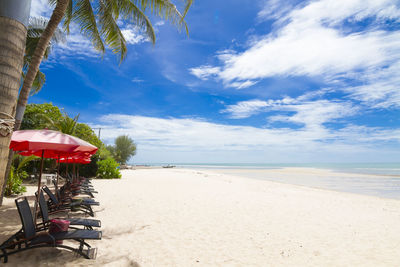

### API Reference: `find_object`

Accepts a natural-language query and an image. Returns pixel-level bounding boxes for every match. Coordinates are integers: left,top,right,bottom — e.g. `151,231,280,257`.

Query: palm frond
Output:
138,0,189,35
48,0,57,6
180,0,193,19
30,70,46,96
38,113,80,134
63,0,74,33
28,17,66,44
17,155,38,172
114,0,156,44
98,0,127,62
38,113,58,130
73,0,106,54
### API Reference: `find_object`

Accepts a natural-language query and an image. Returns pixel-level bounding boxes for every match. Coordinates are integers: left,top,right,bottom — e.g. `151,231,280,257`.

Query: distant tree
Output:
110,135,136,165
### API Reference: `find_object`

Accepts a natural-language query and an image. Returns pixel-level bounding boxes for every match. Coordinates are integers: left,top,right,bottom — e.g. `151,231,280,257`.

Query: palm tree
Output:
0,1,30,202
14,0,193,130
0,18,66,205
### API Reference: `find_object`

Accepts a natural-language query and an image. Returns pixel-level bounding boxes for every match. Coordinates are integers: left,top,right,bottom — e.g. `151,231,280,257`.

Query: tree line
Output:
5,102,137,196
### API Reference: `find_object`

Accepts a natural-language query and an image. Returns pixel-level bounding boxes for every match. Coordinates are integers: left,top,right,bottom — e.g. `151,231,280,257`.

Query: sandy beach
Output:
1,168,400,266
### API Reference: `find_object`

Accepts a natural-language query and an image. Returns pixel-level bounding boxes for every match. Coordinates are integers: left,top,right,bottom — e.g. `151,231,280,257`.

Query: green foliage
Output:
96,158,121,179
75,123,103,148
109,135,136,165
97,145,112,160
21,103,63,130
5,166,27,197
20,103,115,178
41,113,80,135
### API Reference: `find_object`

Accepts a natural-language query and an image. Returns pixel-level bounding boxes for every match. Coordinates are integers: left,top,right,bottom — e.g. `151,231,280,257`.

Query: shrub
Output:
5,166,27,196
96,158,121,179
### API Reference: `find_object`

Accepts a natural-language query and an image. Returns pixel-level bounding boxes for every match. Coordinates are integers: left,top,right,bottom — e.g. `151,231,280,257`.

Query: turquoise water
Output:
167,163,400,200
173,163,400,176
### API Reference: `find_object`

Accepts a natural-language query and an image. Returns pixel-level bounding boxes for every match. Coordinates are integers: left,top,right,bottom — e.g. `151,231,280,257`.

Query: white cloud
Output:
189,65,221,80
228,80,258,89
190,0,400,108
221,94,357,132
131,77,144,83
344,62,400,108
30,0,52,18
91,114,400,163
257,0,301,22
222,99,270,118
54,30,99,58
121,28,147,44
268,100,357,129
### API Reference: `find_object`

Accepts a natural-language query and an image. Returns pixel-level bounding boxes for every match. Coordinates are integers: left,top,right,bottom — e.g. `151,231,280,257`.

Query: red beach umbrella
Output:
10,130,97,156
59,157,91,164
9,130,98,222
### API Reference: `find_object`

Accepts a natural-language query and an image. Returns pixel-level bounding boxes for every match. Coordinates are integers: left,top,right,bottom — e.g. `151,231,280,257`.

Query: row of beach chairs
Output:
0,175,102,263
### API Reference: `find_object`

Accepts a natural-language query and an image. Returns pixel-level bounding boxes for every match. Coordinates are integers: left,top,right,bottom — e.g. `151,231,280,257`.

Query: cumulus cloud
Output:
190,0,400,109
221,94,358,133
91,114,400,163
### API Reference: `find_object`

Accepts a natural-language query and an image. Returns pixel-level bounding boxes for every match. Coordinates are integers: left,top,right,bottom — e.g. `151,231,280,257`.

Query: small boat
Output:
162,164,175,168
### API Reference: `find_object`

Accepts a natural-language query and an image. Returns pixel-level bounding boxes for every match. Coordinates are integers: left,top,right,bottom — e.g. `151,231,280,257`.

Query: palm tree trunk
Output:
0,0,69,205
0,16,28,205
14,0,69,130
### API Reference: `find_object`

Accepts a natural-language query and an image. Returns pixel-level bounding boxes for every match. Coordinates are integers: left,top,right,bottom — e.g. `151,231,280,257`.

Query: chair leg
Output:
1,249,8,263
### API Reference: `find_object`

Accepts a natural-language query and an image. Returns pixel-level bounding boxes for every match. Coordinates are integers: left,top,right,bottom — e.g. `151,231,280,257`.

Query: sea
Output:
153,163,400,200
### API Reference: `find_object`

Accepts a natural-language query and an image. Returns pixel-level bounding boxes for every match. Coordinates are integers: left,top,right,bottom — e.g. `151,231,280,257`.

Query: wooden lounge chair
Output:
36,190,101,231
0,197,101,263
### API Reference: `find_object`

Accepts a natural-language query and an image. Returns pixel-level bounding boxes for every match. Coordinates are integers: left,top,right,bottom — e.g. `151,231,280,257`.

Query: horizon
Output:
30,0,400,163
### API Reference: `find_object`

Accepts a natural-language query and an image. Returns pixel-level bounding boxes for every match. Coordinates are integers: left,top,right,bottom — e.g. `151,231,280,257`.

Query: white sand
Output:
1,168,400,266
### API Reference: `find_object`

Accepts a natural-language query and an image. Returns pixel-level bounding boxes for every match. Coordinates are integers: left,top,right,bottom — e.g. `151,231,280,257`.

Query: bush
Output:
5,166,27,196
96,158,121,179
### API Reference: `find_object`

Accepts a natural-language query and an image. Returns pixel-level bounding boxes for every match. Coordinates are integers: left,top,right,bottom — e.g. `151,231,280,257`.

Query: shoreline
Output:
180,167,400,200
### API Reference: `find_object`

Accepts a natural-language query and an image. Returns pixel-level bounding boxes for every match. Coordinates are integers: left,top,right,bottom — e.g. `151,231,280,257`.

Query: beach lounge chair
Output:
56,180,97,199
36,190,101,230
42,186,97,217
53,180,98,205
0,197,101,263
44,184,99,206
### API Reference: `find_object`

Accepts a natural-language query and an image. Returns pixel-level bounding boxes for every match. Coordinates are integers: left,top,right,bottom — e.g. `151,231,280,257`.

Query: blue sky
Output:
30,0,400,163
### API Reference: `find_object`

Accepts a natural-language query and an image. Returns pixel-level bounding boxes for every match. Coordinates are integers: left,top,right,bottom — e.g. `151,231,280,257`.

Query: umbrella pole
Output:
34,150,44,225
66,161,68,178
73,163,76,183
56,155,60,187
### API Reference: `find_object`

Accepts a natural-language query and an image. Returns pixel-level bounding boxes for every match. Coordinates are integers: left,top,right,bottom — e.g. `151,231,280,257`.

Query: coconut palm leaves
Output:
54,0,193,62
24,17,66,95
